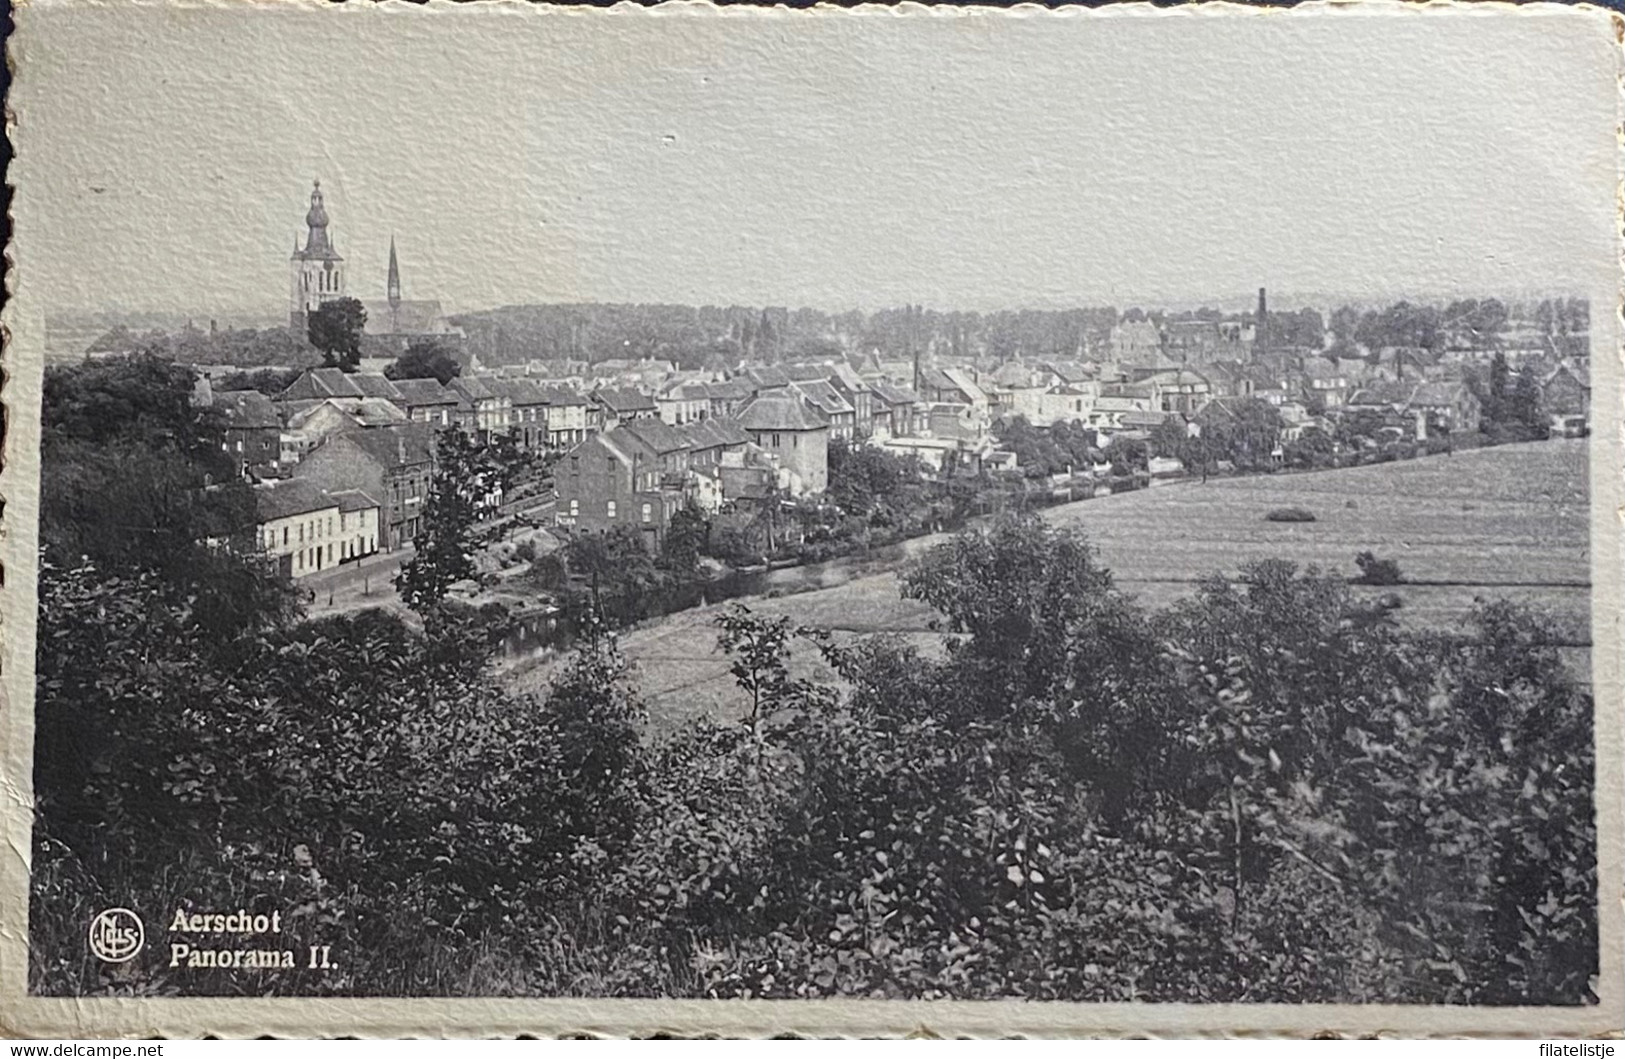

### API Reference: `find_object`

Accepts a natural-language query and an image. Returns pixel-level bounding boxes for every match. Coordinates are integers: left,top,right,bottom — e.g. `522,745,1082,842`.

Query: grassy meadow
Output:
509,438,1592,732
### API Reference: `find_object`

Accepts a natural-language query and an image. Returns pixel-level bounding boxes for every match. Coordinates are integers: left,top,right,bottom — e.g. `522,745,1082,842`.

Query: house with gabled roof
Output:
657,379,710,427
1297,357,1358,409
253,479,343,580
1542,362,1590,419
348,373,404,401
447,375,510,437
1141,368,1214,415
483,377,550,448
736,391,830,495
536,385,590,447
869,382,928,438
277,367,365,404
592,387,659,431
740,365,794,393
824,363,874,431
1408,380,1482,436
212,389,281,474
678,417,750,477
1026,384,1099,428
790,379,857,441
554,426,688,549
292,423,436,551
387,377,460,427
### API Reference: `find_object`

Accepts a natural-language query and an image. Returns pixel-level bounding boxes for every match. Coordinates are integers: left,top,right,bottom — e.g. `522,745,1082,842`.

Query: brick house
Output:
213,389,281,475
292,423,436,551
553,421,692,549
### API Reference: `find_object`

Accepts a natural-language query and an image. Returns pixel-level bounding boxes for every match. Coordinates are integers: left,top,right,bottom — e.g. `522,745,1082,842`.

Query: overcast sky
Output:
11,2,1619,317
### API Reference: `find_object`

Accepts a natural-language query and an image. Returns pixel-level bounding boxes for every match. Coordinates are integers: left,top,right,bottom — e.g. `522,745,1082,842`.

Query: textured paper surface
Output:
2,0,1621,1038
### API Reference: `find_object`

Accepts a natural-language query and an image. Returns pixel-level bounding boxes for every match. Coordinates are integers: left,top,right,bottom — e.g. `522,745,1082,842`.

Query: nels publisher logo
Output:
88,907,145,963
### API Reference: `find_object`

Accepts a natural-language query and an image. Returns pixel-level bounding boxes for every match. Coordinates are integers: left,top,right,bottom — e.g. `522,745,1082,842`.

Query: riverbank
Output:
502,439,1591,730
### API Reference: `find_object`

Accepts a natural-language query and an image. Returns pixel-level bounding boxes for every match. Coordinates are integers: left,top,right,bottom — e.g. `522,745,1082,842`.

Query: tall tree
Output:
658,501,709,577
394,429,510,617
308,297,368,373
40,353,296,640
385,340,462,385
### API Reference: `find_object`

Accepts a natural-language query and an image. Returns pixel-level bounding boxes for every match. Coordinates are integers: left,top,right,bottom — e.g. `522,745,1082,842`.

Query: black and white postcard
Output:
1,0,1620,1038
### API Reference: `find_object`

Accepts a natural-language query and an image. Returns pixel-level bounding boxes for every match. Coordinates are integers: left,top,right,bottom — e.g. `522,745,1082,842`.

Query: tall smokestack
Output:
911,304,922,394
1256,287,1268,351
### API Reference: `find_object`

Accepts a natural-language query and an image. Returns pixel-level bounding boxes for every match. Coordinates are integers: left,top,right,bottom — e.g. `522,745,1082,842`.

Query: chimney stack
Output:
1256,287,1268,352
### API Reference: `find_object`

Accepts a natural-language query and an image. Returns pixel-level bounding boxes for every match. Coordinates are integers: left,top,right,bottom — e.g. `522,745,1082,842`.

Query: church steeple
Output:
387,236,401,307
289,179,345,331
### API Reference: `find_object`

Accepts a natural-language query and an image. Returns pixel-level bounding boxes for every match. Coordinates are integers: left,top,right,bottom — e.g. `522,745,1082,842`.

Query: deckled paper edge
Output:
0,0,1619,1038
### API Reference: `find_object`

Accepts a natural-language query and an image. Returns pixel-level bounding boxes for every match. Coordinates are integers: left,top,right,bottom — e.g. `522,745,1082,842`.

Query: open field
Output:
507,439,1593,733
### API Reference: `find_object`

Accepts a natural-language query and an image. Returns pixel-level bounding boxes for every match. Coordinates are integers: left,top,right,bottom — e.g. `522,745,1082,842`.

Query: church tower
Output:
289,180,346,331
386,236,402,334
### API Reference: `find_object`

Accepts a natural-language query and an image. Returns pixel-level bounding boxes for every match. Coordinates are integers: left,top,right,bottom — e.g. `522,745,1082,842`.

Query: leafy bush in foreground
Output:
1354,550,1404,585
32,515,1595,1004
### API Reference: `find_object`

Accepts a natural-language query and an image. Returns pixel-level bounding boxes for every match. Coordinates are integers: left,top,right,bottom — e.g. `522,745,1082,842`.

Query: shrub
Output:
1265,507,1316,523
1354,550,1404,585
34,509,1598,1005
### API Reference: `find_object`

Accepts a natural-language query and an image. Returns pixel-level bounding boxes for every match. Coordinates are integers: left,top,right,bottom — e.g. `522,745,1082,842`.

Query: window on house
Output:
772,433,781,448
298,525,304,543
607,500,618,519
282,527,289,546
642,502,652,523
569,499,579,517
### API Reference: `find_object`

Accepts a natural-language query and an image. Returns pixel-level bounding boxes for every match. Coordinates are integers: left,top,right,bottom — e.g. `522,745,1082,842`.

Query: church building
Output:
361,236,461,351
289,180,346,331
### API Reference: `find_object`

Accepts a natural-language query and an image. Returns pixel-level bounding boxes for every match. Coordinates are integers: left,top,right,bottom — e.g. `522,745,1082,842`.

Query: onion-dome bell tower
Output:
289,180,346,331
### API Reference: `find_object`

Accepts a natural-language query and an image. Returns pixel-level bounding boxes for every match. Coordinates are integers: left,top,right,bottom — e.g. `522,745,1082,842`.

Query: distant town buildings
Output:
186,214,1596,568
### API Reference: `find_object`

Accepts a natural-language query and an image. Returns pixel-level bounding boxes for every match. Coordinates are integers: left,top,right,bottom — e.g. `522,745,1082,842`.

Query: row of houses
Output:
551,359,1027,546
215,340,1590,577
975,352,1590,437
212,355,973,573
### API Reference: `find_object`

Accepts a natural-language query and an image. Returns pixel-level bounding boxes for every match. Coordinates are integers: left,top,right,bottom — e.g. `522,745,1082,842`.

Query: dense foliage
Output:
86,323,318,370
385,340,463,386
307,298,368,373
993,417,1102,479
396,429,525,618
